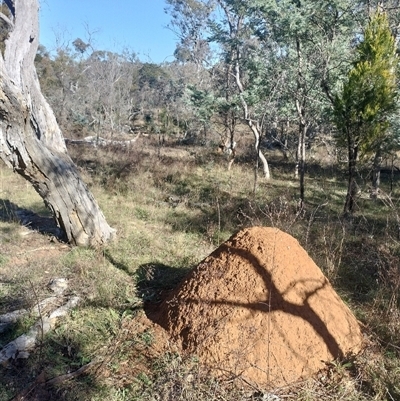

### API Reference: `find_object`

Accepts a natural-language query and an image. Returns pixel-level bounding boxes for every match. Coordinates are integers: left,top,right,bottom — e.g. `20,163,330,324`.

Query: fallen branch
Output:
0,278,68,333
0,279,80,364
16,246,65,255
46,359,100,386
65,133,140,148
10,370,46,401
0,296,81,364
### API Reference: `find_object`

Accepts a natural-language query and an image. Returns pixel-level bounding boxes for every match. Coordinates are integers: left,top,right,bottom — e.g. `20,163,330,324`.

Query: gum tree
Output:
167,0,273,180
214,0,273,179
0,0,115,246
251,0,357,206
333,10,398,214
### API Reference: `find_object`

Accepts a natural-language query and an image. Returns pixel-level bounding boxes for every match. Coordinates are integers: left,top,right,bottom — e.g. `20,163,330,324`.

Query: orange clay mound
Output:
157,227,364,389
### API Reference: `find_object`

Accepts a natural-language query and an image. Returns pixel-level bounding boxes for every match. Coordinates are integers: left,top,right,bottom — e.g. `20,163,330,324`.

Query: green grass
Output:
0,145,400,400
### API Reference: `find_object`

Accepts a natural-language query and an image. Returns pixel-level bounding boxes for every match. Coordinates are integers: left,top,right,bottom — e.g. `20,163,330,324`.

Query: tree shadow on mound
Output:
224,246,345,359
148,241,362,367
0,199,66,240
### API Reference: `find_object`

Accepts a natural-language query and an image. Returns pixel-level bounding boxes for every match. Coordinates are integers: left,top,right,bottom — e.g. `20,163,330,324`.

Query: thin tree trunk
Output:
233,51,270,179
390,154,395,192
371,150,382,198
223,64,237,171
250,122,270,179
298,122,307,208
0,0,115,246
295,97,308,208
344,135,358,215
253,140,260,194
295,38,309,208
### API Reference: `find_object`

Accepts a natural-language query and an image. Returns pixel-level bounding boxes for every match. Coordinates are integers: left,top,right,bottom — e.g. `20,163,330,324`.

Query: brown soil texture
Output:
156,227,364,389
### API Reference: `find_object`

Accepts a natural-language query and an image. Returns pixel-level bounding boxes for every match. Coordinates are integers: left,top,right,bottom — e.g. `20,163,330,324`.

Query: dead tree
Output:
218,137,237,170
0,0,115,246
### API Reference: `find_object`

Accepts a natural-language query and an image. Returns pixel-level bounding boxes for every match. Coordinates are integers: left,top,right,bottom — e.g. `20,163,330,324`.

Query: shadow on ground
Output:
137,262,190,303
135,262,191,326
0,333,106,401
0,199,66,240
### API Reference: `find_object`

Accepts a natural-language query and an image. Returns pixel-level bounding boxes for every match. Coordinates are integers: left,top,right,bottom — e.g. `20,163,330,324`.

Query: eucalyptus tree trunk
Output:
217,0,271,180
0,0,115,246
232,43,270,180
295,117,309,209
344,136,358,215
294,38,310,209
371,150,382,198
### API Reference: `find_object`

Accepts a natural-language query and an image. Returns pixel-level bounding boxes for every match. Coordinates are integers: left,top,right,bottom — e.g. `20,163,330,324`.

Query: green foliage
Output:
334,10,398,156
137,63,169,90
166,0,215,64
72,38,89,54
187,86,216,124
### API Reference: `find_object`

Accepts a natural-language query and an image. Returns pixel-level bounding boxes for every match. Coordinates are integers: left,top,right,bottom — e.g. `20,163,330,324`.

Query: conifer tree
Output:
334,10,398,214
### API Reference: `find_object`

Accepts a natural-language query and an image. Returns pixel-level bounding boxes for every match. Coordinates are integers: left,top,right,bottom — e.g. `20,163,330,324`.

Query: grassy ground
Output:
0,140,400,400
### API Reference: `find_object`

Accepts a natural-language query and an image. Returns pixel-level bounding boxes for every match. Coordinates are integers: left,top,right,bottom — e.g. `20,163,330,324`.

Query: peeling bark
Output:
0,0,115,246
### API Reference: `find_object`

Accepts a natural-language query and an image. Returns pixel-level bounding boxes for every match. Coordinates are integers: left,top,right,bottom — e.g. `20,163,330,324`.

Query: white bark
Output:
0,278,80,364
217,0,271,180
0,0,115,246
65,133,140,148
0,297,81,363
234,59,270,179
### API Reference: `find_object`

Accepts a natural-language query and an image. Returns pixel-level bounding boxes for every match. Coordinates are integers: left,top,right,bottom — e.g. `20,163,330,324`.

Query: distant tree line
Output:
35,41,211,144
35,0,400,214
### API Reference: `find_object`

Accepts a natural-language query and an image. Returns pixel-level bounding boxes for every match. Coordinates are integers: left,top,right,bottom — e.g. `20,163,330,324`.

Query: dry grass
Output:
0,141,400,400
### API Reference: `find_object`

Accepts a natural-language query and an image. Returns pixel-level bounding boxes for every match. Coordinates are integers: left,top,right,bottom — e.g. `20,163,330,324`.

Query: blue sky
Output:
39,0,179,63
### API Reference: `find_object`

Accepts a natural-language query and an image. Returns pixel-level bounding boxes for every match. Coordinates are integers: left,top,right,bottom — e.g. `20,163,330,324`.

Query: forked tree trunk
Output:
0,0,115,246
248,120,271,179
232,53,270,180
218,0,271,180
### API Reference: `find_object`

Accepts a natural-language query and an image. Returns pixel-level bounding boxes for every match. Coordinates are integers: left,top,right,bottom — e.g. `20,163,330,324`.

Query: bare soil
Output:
153,227,364,389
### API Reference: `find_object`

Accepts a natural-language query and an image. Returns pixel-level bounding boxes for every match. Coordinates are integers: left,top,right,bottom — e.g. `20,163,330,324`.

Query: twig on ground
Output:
10,360,100,401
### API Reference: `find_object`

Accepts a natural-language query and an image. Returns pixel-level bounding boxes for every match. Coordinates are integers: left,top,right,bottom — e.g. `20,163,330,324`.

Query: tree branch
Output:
0,11,13,28
4,0,15,17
